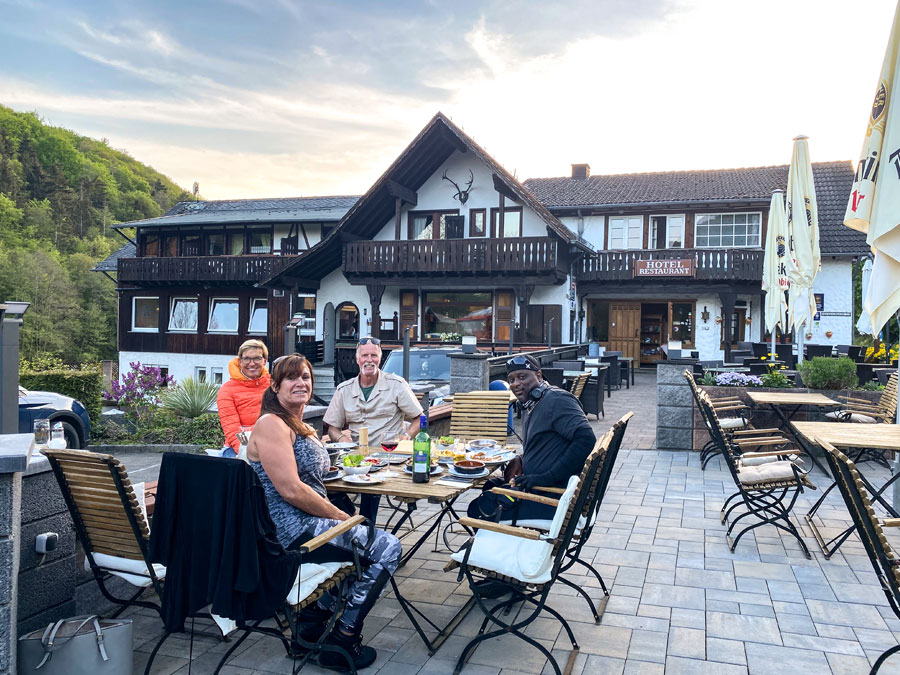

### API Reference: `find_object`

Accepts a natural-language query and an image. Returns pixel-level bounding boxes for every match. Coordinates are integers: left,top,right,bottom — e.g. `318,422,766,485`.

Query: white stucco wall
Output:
806,258,853,347
369,150,550,241
316,268,371,340
118,351,233,386
559,215,605,251
531,281,574,343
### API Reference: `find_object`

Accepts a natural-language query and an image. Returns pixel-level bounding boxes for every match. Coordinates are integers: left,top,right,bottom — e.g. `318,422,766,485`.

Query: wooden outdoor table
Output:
745,391,840,474
144,480,158,516
793,421,900,557
620,356,635,387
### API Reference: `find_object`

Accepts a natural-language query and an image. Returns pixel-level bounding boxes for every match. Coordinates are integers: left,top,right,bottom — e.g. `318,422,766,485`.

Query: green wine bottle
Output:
412,414,431,483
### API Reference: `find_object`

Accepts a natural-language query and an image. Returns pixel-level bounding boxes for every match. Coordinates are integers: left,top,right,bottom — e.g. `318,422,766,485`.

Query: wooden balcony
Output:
578,248,763,282
343,237,561,278
117,255,297,286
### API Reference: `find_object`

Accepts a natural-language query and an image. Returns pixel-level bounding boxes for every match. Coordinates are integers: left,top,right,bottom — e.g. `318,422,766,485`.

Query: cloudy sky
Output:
0,0,896,199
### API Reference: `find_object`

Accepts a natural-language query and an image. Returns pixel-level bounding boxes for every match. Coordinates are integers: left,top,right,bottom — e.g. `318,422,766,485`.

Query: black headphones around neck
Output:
530,381,550,401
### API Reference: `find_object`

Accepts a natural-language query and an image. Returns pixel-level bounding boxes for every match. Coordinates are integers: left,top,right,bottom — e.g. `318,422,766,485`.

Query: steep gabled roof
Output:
525,161,866,256
264,112,583,287
113,196,358,229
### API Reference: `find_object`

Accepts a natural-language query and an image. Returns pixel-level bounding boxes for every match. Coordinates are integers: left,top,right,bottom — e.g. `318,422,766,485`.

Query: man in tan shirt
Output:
325,337,423,521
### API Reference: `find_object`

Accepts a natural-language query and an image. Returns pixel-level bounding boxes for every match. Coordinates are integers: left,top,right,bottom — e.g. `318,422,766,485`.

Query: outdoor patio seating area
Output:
88,371,900,675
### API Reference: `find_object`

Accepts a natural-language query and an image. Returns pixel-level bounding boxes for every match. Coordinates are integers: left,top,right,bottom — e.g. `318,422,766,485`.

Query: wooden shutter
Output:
495,291,514,341
399,290,418,340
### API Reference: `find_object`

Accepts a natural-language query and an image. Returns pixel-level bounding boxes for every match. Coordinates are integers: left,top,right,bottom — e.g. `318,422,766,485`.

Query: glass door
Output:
668,302,695,349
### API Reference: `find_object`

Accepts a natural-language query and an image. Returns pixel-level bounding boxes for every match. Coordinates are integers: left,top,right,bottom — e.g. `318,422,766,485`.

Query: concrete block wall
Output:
0,472,17,675
449,353,490,394
656,363,695,451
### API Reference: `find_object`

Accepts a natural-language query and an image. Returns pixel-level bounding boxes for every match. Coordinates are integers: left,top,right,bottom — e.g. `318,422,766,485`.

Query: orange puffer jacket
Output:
217,358,271,451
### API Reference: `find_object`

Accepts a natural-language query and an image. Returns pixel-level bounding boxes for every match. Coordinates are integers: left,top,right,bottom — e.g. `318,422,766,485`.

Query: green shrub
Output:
798,356,858,390
761,366,794,388
91,411,224,447
698,372,716,386
161,377,219,418
857,381,885,391
171,413,224,446
20,364,103,423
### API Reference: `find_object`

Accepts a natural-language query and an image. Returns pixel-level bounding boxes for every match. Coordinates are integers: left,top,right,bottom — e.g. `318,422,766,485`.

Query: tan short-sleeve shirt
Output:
323,371,424,446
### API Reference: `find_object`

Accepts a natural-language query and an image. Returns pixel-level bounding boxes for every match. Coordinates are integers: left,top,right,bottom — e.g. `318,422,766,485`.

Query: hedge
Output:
20,366,104,424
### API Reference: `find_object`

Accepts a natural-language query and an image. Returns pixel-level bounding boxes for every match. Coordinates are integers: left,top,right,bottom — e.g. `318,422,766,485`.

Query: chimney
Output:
571,163,590,180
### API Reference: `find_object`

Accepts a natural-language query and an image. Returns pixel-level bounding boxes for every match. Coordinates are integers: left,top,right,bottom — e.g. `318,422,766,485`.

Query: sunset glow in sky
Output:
1,0,895,199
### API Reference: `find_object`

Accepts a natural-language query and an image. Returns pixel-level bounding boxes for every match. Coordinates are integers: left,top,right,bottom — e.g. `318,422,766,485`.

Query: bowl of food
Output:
435,435,455,451
341,454,371,475
467,439,498,451
453,459,486,475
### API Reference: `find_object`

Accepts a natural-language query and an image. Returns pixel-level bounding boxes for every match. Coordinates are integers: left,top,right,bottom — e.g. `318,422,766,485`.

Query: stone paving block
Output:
664,655,746,674
667,626,705,659
602,613,669,633
806,598,890,630
706,611,782,646
825,652,879,675
674,567,735,591
705,637,746,666
744,642,831,674
705,599,740,614
626,629,668,664
580,654,626,675
564,623,632,658
739,603,776,618
669,608,705,629
641,583,705,610
780,632,866,656
775,611,817,636
853,627,900,651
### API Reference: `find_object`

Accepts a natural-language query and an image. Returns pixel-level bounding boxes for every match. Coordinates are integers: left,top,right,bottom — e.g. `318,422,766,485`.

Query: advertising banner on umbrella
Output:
762,190,789,337
844,1,900,336
857,257,874,335
786,135,820,330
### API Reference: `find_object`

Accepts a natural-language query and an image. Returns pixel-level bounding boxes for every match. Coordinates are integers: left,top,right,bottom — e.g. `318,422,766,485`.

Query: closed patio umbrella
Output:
762,189,789,356
785,135,820,363
845,1,900,341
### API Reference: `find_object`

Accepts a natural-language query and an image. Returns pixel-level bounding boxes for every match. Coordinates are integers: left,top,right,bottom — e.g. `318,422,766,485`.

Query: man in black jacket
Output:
468,354,596,522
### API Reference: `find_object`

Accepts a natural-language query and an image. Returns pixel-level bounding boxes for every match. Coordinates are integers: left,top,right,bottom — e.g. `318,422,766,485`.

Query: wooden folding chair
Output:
698,392,814,557
511,412,632,622
820,440,900,674
445,434,610,675
827,373,897,424
568,372,590,401
449,390,511,444
42,448,165,618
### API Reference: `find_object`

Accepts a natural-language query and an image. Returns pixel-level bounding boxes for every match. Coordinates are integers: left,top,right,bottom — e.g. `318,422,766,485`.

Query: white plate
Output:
370,452,408,465
341,474,386,485
467,439,499,450
448,466,490,479
325,442,358,450
465,450,516,465
323,469,345,482
403,464,444,476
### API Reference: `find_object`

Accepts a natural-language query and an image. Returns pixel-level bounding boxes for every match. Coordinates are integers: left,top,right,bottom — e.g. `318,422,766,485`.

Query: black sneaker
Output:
317,628,377,672
289,604,333,655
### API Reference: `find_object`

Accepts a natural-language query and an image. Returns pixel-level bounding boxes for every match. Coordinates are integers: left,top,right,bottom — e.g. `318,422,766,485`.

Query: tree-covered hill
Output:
0,104,193,364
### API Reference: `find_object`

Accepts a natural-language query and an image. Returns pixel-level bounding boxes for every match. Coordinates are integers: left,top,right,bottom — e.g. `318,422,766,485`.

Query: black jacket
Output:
521,386,596,487
149,453,300,632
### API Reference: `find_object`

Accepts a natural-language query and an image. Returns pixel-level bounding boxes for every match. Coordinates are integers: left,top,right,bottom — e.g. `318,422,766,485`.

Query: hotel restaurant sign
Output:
633,258,696,278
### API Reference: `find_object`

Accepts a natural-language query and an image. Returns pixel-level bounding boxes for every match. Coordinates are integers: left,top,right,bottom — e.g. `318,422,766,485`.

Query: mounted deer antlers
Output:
442,169,474,205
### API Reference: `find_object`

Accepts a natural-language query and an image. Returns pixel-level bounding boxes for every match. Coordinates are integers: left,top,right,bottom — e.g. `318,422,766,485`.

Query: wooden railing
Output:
343,237,559,275
578,248,763,282
117,255,297,284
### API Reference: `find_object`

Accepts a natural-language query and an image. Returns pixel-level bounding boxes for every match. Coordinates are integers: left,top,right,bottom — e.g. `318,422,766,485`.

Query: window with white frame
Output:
248,298,268,334
169,298,198,332
211,367,224,385
695,212,761,248
649,214,685,248
132,297,159,331
208,298,239,333
608,216,643,249
194,366,207,383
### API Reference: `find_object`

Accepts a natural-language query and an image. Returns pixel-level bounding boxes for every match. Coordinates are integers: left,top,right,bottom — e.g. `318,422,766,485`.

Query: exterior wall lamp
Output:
701,306,710,323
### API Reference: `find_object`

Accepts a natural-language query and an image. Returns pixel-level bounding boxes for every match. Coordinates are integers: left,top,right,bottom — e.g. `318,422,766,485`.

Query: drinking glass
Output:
33,419,50,448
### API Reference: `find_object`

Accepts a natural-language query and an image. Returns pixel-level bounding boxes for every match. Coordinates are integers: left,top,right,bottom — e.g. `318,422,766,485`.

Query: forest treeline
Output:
0,104,192,364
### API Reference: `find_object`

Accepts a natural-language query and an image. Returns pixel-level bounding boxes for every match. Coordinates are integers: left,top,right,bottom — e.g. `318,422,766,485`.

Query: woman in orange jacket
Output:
217,339,271,454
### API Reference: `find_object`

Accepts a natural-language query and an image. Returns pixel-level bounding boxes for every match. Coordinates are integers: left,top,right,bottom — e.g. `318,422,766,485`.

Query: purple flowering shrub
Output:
106,362,175,426
714,372,763,387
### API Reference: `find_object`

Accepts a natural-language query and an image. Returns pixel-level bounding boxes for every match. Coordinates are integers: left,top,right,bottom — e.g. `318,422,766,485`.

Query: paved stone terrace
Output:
123,370,900,674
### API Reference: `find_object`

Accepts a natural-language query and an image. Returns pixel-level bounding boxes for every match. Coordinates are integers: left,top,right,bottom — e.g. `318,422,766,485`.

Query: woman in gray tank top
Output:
248,354,400,671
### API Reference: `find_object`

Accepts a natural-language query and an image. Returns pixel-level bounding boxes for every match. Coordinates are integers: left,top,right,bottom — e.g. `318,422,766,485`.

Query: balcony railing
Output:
117,255,297,285
343,237,560,276
578,248,763,282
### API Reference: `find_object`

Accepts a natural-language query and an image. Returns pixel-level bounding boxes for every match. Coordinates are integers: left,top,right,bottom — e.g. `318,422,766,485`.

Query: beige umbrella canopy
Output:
762,190,789,351
845,1,900,337
785,136,820,360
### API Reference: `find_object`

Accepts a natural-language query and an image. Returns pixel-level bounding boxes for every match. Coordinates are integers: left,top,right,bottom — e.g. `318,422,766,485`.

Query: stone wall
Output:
656,363,694,451
0,472,18,675
449,353,490,394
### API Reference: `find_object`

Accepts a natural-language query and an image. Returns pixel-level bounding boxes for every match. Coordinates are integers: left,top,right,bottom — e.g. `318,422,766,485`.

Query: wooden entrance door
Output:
608,303,641,361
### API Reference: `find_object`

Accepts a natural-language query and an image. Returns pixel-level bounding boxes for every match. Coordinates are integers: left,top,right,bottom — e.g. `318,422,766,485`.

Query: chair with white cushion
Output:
509,412,632,622
698,392,815,557
43,448,166,618
826,372,897,424
445,434,609,675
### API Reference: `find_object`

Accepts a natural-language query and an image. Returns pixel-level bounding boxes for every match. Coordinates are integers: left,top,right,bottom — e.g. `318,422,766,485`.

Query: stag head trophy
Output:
442,169,474,205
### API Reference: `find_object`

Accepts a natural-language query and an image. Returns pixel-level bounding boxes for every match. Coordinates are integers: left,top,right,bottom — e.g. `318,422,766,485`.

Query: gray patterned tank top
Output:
251,431,330,549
